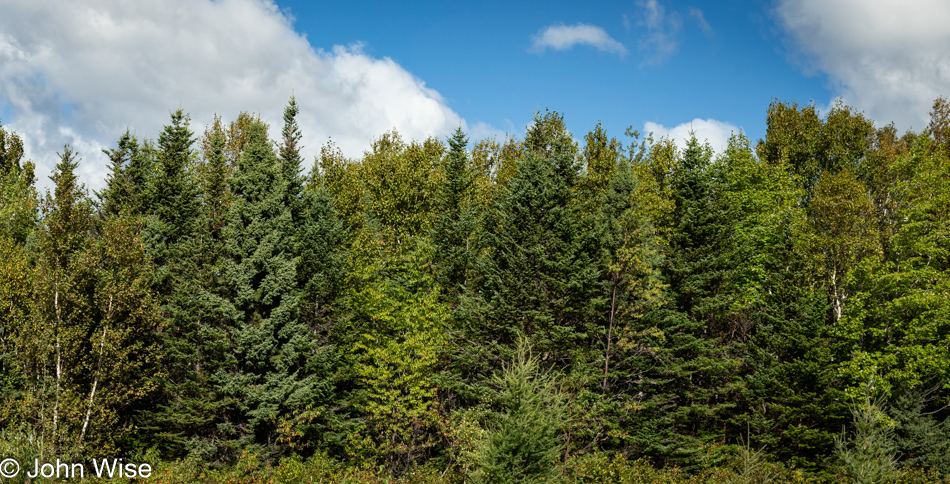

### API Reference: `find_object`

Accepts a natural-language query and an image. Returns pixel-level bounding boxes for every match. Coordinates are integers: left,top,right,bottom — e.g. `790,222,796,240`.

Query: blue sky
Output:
1,0,948,191
277,0,827,146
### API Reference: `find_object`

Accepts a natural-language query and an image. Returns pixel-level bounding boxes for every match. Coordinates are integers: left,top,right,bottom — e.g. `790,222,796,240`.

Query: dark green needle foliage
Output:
2,96,950,482
432,126,479,304
473,338,567,483
220,119,321,452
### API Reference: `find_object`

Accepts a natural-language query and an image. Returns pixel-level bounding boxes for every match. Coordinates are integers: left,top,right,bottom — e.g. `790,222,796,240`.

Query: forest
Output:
0,96,949,483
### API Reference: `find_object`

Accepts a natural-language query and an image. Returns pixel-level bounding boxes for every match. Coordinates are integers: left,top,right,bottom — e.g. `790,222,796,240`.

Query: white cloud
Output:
688,8,713,37
531,23,627,55
776,0,950,132
0,0,471,191
635,0,682,64
643,118,741,155
468,121,511,143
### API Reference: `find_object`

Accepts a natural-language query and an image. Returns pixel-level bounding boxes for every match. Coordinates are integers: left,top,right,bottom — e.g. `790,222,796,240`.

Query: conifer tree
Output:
148,109,199,271
474,338,566,483
454,111,598,401
149,116,237,460
97,130,138,218
221,120,316,449
627,135,740,468
432,127,478,302
273,99,347,455
278,96,304,201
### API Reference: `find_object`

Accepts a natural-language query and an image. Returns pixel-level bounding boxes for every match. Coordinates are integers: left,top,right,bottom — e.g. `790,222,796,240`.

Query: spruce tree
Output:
146,108,199,289
628,135,741,468
97,130,138,218
221,120,316,451
432,127,478,302
278,96,304,201
149,117,237,460
274,99,347,454
454,111,598,402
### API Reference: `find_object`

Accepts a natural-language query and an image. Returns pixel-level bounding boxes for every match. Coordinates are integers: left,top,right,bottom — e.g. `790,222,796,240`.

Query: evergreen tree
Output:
273,99,347,457
453,111,598,403
627,135,740,468
220,121,316,452
474,338,567,483
147,109,199,273
97,130,139,218
278,96,304,201
149,117,237,460
432,127,478,302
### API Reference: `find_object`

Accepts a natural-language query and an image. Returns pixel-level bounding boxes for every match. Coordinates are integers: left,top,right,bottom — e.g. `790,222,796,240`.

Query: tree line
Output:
1,97,949,482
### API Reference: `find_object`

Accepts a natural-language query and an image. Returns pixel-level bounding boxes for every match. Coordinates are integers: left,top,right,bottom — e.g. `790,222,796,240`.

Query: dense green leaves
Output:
3,98,950,481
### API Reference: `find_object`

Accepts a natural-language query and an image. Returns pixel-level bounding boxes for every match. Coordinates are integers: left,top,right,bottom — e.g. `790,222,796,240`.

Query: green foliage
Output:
97,130,152,219
834,381,899,484
6,98,950,482
432,127,479,302
343,236,446,473
472,338,567,483
220,119,317,452
149,109,198,263
889,388,950,476
757,99,875,204
0,121,37,245
837,133,950,396
360,131,444,244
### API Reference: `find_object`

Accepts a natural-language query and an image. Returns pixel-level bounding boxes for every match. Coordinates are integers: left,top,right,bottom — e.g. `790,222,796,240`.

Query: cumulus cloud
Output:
0,0,467,191
531,23,627,55
643,118,741,155
776,0,950,132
